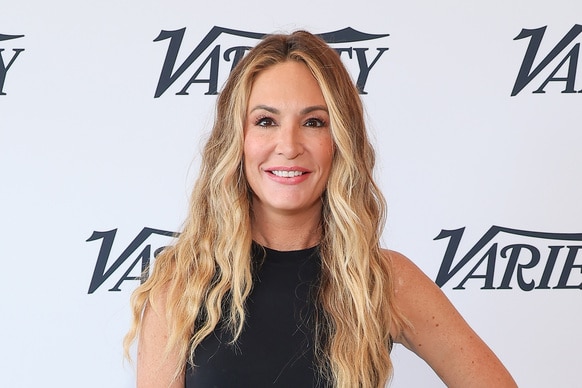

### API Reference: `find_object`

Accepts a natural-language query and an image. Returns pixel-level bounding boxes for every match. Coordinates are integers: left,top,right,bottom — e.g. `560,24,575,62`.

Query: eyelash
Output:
304,118,327,127
253,116,328,128
254,116,276,127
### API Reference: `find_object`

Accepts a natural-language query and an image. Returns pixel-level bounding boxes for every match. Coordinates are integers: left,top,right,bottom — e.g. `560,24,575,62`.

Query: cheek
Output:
320,136,334,171
243,135,257,165
244,130,273,161
243,134,265,181
242,140,252,178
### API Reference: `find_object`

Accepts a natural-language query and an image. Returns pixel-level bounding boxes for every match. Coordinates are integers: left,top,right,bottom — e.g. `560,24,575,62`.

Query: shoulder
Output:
380,249,517,387
137,284,185,388
381,248,476,349
382,249,428,290
381,249,442,314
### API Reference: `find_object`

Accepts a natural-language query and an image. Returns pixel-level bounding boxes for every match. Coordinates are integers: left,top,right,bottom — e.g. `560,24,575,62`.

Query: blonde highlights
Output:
124,30,407,387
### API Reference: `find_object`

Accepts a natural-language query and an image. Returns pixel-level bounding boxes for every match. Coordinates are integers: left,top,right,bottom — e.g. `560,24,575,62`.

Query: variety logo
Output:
89,225,582,293
512,24,582,96
86,228,178,293
153,26,390,98
0,33,25,95
436,226,582,290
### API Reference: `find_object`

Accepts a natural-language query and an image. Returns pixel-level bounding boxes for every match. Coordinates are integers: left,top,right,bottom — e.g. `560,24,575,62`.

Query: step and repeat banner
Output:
2,1,581,387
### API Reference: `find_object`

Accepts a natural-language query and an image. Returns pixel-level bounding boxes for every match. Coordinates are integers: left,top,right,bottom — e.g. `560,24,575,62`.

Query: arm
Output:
137,292,184,388
387,250,517,388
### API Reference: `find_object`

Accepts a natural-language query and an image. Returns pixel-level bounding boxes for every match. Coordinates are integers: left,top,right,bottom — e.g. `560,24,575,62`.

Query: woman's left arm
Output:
387,250,517,388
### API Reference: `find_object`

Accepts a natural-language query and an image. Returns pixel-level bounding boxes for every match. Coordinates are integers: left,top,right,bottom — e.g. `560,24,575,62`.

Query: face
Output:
243,61,334,217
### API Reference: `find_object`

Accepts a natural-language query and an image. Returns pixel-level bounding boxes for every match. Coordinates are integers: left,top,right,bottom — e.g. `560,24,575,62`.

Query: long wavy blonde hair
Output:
124,30,407,388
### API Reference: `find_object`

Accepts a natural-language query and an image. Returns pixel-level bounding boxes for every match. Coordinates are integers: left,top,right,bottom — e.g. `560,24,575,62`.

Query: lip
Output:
263,166,311,185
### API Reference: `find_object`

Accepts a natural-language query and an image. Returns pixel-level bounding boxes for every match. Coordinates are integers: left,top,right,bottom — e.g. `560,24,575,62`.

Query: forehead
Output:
247,61,326,109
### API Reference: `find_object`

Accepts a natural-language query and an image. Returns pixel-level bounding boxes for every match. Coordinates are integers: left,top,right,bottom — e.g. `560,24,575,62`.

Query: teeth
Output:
271,170,304,177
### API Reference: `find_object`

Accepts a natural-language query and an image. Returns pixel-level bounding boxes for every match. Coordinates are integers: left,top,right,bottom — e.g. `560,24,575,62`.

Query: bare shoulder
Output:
381,249,456,339
382,249,441,307
137,285,184,388
381,249,517,387
382,249,430,289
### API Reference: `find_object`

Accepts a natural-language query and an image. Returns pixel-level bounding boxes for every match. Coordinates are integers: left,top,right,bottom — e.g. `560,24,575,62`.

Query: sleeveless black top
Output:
185,243,329,387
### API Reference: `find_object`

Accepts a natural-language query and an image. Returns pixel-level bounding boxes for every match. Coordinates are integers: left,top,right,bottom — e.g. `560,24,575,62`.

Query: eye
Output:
254,116,276,127
304,118,327,127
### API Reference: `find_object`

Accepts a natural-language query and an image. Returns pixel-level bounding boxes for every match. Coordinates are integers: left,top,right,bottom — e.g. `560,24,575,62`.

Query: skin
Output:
243,61,333,251
389,249,517,387
137,291,184,388
136,60,517,387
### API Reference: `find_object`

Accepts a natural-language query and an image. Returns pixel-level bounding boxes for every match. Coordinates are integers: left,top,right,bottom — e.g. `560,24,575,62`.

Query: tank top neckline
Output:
252,241,320,264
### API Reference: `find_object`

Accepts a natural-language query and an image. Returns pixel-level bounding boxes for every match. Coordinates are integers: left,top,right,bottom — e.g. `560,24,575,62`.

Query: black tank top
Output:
185,243,329,387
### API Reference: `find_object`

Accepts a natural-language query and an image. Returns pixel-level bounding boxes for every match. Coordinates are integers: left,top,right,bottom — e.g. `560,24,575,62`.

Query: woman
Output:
124,31,517,387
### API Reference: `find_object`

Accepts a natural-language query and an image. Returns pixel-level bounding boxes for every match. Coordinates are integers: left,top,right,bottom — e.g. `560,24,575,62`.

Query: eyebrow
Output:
249,105,329,115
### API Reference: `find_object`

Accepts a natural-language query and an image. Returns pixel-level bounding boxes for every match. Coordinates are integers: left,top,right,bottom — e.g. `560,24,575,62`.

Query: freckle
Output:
418,343,422,347
435,323,439,327
432,316,435,320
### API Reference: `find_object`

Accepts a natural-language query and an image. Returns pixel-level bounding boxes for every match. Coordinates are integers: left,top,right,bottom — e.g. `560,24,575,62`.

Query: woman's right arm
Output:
137,293,184,388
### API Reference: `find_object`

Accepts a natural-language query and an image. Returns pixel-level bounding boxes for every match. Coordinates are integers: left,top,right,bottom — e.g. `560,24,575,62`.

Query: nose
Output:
275,122,304,159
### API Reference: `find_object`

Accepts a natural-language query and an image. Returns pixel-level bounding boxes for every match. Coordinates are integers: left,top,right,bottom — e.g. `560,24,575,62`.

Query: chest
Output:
185,248,326,387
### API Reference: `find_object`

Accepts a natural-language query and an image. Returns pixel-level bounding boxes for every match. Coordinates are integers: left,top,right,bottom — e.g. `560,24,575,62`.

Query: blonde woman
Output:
125,31,517,388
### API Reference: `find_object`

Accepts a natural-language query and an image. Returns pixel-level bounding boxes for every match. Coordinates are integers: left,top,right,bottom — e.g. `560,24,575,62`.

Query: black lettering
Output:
154,28,194,98
353,48,389,94
555,245,582,289
155,27,391,97
223,46,251,71
453,244,497,290
334,48,353,59
0,48,24,95
153,27,265,98
533,43,580,93
108,245,151,292
177,45,221,95
499,244,540,291
536,245,564,289
434,227,499,287
435,226,582,290
512,24,582,96
86,228,177,293
335,47,389,93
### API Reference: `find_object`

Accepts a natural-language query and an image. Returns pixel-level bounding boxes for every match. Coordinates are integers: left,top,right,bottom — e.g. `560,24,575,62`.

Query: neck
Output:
251,204,323,251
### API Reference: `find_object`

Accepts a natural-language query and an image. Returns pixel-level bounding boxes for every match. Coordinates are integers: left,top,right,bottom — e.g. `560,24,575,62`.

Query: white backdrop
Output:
2,1,581,387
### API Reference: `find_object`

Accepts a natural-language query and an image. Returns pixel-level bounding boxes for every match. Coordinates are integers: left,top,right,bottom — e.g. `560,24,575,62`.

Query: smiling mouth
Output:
270,170,305,178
